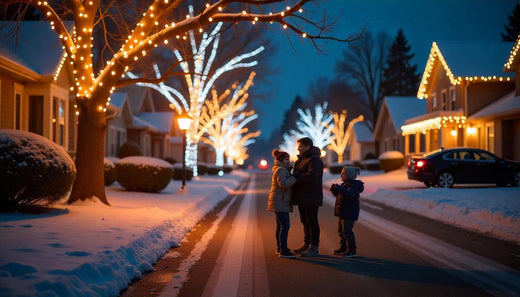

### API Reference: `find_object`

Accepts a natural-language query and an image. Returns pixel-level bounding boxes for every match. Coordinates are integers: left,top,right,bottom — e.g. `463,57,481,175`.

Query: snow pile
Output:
324,169,520,243
0,171,246,297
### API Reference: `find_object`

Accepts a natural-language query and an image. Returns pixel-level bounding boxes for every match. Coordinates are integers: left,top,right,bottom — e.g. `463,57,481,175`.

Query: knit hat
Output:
272,149,290,162
342,166,360,180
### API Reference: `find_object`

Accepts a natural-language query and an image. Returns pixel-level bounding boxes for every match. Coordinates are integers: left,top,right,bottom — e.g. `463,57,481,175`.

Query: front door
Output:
29,95,44,136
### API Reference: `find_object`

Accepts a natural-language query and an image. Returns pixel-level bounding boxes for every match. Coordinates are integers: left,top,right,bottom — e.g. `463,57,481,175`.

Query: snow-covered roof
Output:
0,21,73,76
109,92,128,109
504,35,520,72
418,41,514,98
132,115,159,131
137,112,174,133
469,91,520,120
353,121,373,143
384,96,426,129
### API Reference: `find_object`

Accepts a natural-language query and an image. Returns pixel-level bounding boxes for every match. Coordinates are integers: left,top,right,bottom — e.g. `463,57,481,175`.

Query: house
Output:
401,41,515,157
348,121,374,162
372,96,426,157
0,21,77,155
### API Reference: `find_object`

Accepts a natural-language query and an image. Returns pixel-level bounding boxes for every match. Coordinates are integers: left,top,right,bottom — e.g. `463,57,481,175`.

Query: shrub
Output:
223,165,233,173
207,165,223,175
0,130,76,212
364,152,377,160
163,157,176,164
197,163,208,175
172,164,193,181
104,158,116,186
379,151,405,172
117,141,142,159
115,156,173,192
328,163,344,174
362,159,380,171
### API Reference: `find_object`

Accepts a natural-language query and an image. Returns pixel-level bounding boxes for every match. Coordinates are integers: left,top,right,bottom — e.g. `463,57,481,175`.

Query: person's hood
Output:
349,179,364,193
300,146,322,158
272,159,291,171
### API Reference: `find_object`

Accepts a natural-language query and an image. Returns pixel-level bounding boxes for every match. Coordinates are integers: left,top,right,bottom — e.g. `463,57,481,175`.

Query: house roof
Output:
385,96,426,129
418,41,514,99
138,112,174,133
353,121,373,143
109,92,128,109
504,35,520,72
469,91,520,120
0,21,73,76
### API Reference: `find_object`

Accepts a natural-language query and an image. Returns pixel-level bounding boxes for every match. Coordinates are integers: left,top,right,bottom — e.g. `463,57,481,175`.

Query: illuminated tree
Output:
327,110,363,163
290,102,334,149
2,0,358,205
279,133,299,161
127,18,264,175
199,77,261,166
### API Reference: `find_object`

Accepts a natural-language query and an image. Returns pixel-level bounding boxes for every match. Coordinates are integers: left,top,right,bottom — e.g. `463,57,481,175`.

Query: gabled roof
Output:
138,112,174,133
469,91,520,120
353,121,372,143
418,41,514,99
504,35,520,72
373,96,426,137
117,85,155,115
109,92,128,109
0,21,73,77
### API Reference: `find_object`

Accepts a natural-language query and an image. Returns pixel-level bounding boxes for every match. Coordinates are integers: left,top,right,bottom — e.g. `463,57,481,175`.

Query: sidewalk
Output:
0,171,248,297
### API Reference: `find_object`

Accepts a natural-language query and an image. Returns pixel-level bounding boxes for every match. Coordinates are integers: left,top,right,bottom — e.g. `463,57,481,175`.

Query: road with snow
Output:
122,172,520,297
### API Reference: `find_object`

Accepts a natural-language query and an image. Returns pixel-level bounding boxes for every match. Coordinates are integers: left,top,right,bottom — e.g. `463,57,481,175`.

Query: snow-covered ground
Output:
1,168,519,297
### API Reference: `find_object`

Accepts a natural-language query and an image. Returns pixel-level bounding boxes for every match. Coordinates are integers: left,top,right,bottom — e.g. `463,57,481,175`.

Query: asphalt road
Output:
121,171,520,297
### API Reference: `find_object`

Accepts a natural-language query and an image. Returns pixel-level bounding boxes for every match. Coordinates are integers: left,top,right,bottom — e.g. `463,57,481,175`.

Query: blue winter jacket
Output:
330,179,364,220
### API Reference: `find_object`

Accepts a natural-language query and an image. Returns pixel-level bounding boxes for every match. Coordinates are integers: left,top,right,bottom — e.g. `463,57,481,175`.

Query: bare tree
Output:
2,0,359,205
335,31,390,131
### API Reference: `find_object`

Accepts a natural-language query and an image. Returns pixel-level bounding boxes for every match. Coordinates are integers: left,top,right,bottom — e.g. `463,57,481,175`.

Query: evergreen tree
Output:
502,2,520,41
381,29,420,96
280,95,304,137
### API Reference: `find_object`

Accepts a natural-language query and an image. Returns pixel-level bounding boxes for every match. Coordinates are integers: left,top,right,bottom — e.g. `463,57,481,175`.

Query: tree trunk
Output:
68,102,110,205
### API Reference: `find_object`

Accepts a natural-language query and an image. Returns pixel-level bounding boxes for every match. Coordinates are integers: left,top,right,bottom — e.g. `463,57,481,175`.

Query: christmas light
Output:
327,111,364,163
290,102,334,149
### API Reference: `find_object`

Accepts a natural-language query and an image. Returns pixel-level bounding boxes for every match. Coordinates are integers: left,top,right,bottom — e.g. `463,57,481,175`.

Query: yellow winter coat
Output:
267,160,297,212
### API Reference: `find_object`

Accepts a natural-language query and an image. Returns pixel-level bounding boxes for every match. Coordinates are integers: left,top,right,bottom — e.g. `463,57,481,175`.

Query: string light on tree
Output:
327,110,364,163
290,102,334,149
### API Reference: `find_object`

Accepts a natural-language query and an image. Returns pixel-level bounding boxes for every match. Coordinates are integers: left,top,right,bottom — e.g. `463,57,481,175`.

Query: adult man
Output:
291,137,324,257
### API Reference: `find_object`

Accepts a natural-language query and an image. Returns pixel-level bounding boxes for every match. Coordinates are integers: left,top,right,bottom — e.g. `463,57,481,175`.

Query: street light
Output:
177,110,192,192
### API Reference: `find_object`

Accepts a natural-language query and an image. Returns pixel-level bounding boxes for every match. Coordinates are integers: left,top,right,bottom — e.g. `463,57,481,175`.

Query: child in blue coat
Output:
330,166,364,257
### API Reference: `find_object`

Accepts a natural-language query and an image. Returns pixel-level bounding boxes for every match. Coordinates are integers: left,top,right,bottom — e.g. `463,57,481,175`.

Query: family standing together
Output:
267,137,365,259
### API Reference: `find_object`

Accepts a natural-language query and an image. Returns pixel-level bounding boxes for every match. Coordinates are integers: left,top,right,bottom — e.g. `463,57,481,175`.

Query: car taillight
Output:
416,160,425,168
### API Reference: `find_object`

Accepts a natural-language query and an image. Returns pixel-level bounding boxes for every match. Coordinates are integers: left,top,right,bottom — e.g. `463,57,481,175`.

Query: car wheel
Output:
423,181,432,187
437,172,454,188
513,172,520,187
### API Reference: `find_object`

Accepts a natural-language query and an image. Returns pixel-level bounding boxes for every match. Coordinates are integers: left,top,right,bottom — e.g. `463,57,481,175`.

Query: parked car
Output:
407,148,520,188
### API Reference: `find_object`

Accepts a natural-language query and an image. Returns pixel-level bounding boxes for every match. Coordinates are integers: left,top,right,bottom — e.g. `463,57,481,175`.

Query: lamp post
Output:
177,110,192,191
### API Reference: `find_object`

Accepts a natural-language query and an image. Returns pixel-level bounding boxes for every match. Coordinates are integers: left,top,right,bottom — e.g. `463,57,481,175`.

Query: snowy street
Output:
1,168,519,296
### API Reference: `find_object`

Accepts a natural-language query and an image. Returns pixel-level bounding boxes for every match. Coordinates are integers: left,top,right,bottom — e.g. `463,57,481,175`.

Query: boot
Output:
334,244,347,255
301,245,319,257
293,243,309,254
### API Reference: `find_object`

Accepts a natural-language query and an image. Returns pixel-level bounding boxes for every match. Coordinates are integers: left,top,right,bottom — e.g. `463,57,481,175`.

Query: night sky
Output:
255,0,517,140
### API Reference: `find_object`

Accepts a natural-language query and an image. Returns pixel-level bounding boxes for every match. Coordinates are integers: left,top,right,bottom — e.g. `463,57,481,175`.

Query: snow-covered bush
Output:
197,163,208,175
361,159,380,171
223,165,233,173
115,156,173,192
117,141,142,159
163,156,176,164
172,164,193,181
207,165,223,175
379,151,405,172
328,162,353,174
0,130,76,212
104,157,116,186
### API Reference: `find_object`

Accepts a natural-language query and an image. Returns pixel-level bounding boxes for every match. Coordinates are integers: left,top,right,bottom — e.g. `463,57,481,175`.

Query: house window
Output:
419,133,426,152
441,90,447,111
29,95,44,135
15,93,22,129
449,87,456,110
408,134,416,153
431,94,437,110
486,123,494,153
52,97,66,146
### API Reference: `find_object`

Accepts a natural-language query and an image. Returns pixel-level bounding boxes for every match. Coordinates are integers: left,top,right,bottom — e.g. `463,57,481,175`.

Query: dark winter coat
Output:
291,146,324,207
330,179,364,220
